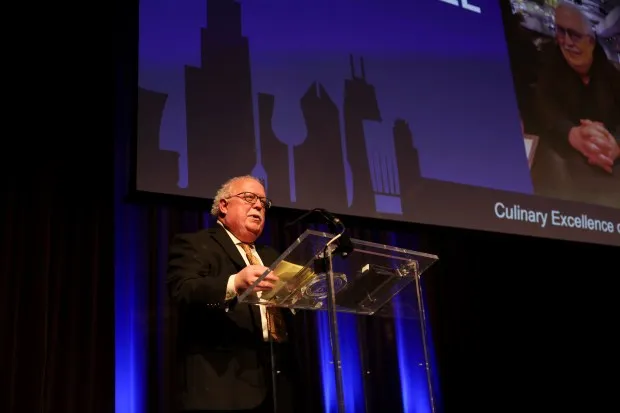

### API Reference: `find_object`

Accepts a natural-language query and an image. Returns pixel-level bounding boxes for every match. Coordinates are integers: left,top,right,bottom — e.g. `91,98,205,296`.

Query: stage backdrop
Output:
135,0,620,247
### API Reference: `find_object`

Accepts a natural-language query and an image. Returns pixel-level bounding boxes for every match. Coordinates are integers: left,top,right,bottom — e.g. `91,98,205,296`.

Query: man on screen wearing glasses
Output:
535,1,620,175
167,175,300,413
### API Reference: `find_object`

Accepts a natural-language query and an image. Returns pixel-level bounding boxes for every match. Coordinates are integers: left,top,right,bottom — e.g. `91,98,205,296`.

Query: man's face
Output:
219,178,267,243
555,7,595,75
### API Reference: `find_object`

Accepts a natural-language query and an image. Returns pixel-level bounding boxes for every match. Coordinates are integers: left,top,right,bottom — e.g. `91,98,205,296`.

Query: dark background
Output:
3,1,619,413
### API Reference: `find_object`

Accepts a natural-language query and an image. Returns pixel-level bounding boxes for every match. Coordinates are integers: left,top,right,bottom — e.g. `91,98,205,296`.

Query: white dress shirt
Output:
218,222,269,341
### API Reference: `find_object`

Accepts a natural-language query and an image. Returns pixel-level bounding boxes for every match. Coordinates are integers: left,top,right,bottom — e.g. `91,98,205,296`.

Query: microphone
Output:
314,208,343,229
284,208,341,231
284,208,317,229
285,208,353,257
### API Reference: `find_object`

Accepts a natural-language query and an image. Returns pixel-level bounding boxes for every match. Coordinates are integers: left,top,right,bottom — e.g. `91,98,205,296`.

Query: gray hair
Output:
556,1,595,37
210,175,265,217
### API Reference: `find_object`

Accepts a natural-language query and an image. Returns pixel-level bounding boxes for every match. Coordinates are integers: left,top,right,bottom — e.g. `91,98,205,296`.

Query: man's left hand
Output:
580,120,619,173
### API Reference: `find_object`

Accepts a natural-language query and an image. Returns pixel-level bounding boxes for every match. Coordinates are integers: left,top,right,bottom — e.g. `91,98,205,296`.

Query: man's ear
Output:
219,199,228,215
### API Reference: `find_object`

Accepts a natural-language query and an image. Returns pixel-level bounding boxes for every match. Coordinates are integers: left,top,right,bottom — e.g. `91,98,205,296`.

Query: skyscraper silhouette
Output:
293,82,347,211
185,0,256,195
257,92,289,204
137,87,180,193
393,119,421,217
343,55,381,216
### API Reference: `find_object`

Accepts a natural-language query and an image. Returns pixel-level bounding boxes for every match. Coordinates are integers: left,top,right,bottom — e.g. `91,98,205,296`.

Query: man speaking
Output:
167,175,299,413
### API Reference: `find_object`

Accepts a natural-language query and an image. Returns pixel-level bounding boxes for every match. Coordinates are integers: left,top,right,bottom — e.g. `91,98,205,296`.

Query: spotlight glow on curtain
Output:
394,292,435,413
311,223,364,413
115,78,148,412
392,232,438,413
317,312,364,413
114,204,147,413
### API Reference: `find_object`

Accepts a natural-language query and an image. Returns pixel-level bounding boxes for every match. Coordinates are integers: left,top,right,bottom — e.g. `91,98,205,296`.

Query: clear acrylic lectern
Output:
238,229,439,413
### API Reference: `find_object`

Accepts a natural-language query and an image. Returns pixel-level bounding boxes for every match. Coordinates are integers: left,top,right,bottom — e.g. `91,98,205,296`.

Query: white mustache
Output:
562,44,581,54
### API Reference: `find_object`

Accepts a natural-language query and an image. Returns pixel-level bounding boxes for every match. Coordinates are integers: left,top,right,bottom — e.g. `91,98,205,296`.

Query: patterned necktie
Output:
239,243,287,342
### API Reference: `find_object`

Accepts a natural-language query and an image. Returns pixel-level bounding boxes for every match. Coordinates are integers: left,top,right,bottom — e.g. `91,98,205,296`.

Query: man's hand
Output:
568,120,618,173
234,265,279,294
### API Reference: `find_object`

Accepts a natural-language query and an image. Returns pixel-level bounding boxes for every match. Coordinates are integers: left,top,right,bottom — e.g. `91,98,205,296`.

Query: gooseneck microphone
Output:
285,208,354,257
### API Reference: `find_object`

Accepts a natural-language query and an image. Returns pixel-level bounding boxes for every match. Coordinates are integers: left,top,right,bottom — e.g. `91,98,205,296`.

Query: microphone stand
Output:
323,228,346,413
286,208,351,413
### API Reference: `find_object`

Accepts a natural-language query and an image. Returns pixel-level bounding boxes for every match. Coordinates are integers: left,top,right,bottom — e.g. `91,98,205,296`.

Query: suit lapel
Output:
208,225,246,269
209,224,278,269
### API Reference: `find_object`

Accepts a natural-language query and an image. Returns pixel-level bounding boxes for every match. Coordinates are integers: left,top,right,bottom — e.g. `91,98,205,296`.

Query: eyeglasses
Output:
556,24,587,43
227,192,272,209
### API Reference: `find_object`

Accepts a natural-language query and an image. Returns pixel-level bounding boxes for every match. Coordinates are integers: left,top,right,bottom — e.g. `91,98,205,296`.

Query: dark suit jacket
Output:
535,43,620,157
166,225,280,411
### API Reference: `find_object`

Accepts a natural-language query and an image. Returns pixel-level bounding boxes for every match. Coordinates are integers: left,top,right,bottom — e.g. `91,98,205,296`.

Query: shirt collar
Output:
217,221,254,248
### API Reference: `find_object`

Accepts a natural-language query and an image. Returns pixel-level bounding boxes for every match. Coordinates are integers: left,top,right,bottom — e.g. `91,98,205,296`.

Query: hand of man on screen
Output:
569,120,618,173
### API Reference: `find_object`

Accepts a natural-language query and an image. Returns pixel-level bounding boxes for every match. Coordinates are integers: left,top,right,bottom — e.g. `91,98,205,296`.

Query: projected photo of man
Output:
502,0,620,209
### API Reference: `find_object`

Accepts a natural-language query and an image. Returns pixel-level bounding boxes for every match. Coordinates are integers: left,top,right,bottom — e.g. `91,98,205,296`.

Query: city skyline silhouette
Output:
136,0,536,220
